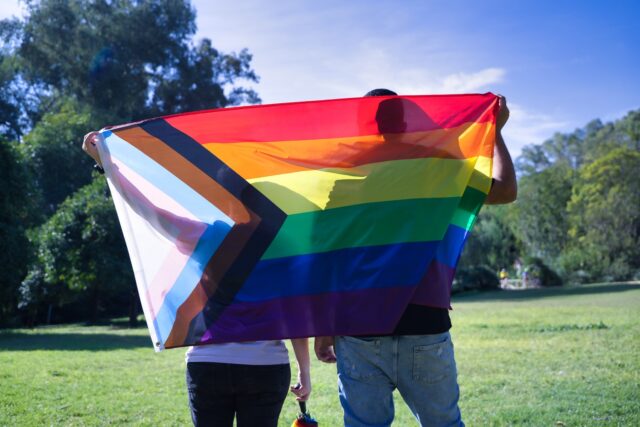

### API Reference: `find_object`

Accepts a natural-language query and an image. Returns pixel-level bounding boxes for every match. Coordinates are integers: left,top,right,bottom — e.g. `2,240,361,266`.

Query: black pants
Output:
186,362,291,427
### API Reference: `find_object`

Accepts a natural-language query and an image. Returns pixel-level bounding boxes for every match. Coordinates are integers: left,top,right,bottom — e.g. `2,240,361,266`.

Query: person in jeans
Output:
82,132,311,427
315,89,517,427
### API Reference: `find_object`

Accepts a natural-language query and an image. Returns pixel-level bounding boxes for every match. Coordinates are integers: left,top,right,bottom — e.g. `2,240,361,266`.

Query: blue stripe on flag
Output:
152,220,233,342
434,224,469,267
234,241,439,303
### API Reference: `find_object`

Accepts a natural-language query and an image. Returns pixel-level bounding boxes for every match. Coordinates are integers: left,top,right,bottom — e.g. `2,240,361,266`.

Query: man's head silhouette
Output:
364,88,407,134
364,88,398,97
365,88,437,135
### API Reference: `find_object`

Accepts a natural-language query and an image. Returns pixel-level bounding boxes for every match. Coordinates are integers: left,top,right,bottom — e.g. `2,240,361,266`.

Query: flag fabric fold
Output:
97,93,498,350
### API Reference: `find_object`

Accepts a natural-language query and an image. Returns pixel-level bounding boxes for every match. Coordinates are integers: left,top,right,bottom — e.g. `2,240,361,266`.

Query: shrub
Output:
453,266,500,292
524,257,563,287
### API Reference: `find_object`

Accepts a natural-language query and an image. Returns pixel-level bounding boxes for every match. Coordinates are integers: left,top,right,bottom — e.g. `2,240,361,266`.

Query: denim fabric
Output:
335,332,463,427
186,362,291,427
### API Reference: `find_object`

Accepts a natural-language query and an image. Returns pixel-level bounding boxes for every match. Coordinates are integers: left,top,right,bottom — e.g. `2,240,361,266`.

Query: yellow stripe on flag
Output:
248,156,491,214
468,156,492,194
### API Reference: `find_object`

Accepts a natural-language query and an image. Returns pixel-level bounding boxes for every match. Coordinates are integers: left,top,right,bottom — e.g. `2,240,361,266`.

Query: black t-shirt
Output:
358,304,451,337
391,304,451,335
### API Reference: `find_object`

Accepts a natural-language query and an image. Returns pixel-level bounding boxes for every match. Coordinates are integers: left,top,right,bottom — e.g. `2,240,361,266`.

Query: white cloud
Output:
307,38,506,100
0,1,24,19
502,103,571,157
438,68,506,93
389,67,506,96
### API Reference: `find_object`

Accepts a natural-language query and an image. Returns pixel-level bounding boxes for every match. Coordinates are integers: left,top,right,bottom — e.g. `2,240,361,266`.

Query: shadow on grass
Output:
453,283,640,303
0,332,152,351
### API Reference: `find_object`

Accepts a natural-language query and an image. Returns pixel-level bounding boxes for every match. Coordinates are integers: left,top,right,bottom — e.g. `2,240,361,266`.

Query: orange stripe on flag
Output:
203,121,495,180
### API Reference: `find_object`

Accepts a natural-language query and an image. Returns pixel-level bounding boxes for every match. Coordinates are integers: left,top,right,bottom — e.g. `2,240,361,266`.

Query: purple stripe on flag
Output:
198,286,417,343
409,260,456,308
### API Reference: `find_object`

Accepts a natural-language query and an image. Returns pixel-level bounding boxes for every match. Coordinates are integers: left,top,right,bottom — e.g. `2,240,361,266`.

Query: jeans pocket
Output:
412,336,455,384
336,336,384,382
342,335,381,346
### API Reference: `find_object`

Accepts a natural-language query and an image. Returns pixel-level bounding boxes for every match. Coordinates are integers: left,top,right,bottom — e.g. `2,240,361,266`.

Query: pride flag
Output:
97,93,498,350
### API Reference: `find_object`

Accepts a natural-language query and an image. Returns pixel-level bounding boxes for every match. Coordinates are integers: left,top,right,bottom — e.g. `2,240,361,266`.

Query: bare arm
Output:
314,336,336,363
290,338,312,401
485,96,517,204
82,124,125,168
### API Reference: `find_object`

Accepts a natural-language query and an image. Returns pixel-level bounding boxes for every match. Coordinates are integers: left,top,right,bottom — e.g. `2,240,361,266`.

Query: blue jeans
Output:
186,362,290,427
335,332,463,427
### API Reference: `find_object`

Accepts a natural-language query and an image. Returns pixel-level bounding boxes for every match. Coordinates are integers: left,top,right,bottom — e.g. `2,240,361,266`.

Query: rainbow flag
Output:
97,93,498,350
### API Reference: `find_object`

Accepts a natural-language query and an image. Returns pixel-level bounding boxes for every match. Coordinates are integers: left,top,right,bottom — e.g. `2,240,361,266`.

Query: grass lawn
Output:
1,283,638,426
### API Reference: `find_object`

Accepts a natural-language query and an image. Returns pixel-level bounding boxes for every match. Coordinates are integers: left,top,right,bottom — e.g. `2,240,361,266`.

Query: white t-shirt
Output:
185,340,289,365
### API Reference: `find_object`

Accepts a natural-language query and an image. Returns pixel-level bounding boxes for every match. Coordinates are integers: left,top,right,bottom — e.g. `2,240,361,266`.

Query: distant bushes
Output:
452,258,564,294
524,257,563,287
452,266,500,293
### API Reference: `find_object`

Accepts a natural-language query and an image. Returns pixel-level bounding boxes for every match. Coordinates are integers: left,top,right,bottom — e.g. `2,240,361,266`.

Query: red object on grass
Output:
291,401,318,427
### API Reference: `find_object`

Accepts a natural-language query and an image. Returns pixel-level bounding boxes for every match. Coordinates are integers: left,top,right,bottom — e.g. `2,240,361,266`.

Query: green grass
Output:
1,283,638,426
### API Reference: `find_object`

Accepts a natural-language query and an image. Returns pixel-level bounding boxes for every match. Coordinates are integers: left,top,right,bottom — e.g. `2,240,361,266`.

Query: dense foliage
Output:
564,148,640,281
0,138,37,324
0,0,260,326
460,111,640,287
19,178,136,325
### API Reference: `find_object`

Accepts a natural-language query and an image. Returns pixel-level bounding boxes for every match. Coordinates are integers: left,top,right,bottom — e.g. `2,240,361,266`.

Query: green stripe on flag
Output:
262,197,461,259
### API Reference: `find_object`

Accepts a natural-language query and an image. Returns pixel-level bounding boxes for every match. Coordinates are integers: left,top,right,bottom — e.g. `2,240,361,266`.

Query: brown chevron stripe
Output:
114,126,252,224
164,213,261,347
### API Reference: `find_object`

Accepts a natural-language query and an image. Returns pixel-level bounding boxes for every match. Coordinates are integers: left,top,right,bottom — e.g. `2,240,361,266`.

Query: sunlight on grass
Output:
1,283,638,426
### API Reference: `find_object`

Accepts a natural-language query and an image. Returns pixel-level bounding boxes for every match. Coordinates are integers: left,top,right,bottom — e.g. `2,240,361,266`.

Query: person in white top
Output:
82,132,312,427
184,339,310,426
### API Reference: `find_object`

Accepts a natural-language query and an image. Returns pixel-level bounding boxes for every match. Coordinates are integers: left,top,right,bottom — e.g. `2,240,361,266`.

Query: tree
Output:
510,163,575,266
516,132,585,176
17,0,195,121
0,54,22,140
0,138,37,325
516,110,640,178
148,38,260,115
459,204,518,273
6,0,259,128
515,143,553,176
0,18,28,140
18,100,97,215
2,0,262,325
565,148,640,280
512,110,640,281
582,110,640,162
20,178,135,324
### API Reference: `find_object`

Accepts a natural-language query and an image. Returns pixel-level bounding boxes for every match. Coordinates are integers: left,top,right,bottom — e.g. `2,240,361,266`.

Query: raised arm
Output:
290,338,312,401
485,95,517,204
82,131,103,167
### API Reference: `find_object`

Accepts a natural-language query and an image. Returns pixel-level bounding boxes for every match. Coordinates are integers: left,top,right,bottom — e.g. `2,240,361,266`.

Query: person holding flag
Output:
82,131,312,427
314,89,517,427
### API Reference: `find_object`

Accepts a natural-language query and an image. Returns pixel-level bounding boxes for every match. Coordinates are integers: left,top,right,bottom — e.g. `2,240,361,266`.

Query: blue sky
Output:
2,0,638,157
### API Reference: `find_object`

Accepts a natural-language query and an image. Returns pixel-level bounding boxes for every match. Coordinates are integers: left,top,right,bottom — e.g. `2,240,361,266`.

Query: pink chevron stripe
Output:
110,157,207,317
